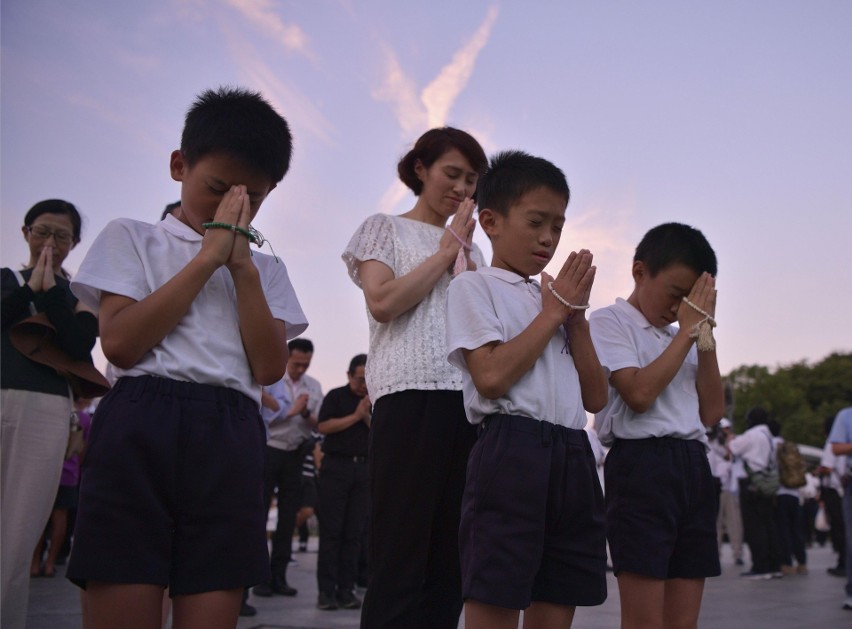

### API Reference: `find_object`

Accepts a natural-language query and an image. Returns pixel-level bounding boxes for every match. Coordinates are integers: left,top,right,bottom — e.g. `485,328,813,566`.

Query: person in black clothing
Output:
315,354,371,611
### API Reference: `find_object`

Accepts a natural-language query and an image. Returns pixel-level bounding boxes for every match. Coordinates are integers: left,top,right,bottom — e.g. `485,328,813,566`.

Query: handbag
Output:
65,409,85,460
744,429,780,496
8,270,110,398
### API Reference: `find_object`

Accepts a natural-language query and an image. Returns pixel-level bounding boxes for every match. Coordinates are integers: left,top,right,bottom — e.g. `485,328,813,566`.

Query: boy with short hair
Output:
66,87,308,629
446,150,608,629
589,222,725,628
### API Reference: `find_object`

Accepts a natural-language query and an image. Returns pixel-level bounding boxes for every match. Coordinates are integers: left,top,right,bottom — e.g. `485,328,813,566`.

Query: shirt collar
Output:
613,297,677,338
159,214,202,242
476,266,540,287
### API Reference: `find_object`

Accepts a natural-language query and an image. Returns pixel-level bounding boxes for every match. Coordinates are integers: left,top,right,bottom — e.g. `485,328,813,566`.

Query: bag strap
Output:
11,269,38,316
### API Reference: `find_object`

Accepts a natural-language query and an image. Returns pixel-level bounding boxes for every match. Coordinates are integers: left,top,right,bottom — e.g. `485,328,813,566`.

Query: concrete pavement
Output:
26,540,850,628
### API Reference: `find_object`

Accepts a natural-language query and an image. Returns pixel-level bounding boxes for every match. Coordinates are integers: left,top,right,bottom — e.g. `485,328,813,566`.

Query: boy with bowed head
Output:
343,127,487,629
66,87,308,629
589,223,724,628
445,150,609,629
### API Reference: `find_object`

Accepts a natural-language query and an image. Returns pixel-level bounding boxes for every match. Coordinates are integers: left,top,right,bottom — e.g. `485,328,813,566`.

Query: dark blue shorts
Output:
605,437,721,580
66,376,270,595
459,414,607,610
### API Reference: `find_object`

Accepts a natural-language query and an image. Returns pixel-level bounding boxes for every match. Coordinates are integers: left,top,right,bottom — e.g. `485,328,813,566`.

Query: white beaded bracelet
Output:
547,282,590,310
681,297,717,351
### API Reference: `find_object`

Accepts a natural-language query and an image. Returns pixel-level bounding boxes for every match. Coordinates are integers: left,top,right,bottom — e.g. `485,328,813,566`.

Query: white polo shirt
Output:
728,424,775,472
72,215,308,406
445,266,587,428
589,298,705,446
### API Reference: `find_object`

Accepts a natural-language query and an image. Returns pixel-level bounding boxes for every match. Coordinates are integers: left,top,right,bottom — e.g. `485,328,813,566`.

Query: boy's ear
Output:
478,208,498,235
631,260,647,283
170,150,186,182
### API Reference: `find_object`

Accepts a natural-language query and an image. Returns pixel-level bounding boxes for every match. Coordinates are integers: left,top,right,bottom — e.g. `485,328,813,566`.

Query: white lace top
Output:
342,213,486,402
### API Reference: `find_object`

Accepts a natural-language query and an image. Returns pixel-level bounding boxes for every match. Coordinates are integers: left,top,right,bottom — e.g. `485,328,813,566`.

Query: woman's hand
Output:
438,198,476,265
27,245,55,292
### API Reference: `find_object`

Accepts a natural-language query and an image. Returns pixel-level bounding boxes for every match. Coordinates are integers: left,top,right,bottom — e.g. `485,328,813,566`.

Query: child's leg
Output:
171,588,242,629
464,600,520,629
86,582,165,629
523,601,576,629
616,572,665,629
662,578,705,629
44,507,68,575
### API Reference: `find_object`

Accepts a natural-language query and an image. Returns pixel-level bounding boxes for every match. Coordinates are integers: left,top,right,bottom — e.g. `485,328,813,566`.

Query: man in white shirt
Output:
254,338,323,598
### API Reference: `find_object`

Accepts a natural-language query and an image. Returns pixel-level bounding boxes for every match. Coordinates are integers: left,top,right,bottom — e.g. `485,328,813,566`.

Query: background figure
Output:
31,397,93,578
819,415,847,577
710,419,745,566
256,338,323,598
728,407,782,579
342,127,487,629
827,406,852,610
315,354,371,611
771,420,807,575
2,199,97,629
295,438,322,553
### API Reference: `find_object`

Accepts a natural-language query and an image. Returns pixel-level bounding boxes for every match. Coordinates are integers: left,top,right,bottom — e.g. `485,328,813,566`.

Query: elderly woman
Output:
1,199,98,627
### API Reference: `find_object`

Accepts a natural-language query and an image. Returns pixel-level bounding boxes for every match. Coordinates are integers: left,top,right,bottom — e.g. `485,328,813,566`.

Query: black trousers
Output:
775,494,806,566
360,390,477,629
822,487,847,567
739,479,781,573
263,445,306,579
316,456,369,594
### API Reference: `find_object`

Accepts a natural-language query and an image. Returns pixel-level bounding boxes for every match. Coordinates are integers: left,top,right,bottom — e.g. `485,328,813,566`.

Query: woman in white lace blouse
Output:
342,127,487,628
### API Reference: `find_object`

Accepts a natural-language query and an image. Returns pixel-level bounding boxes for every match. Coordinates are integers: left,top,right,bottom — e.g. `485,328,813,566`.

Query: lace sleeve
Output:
341,214,397,287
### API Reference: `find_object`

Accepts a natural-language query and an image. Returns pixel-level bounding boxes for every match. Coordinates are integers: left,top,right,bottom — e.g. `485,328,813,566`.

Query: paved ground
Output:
27,540,851,628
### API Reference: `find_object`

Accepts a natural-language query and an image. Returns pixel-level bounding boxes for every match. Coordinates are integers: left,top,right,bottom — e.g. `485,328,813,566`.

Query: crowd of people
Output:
3,85,851,629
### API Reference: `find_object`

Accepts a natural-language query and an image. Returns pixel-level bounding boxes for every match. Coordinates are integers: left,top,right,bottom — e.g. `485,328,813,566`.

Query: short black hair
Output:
348,353,367,375
477,150,569,216
745,407,770,429
397,127,487,196
24,199,83,242
634,222,717,277
288,338,314,354
161,201,180,221
181,86,293,184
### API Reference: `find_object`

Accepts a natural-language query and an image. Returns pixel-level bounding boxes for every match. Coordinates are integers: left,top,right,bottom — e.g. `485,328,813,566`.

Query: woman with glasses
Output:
1,199,98,628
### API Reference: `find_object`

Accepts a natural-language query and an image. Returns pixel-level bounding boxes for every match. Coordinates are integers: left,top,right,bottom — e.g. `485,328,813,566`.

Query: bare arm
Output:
609,273,718,414
832,443,852,456
358,200,476,323
464,251,600,401
565,318,609,413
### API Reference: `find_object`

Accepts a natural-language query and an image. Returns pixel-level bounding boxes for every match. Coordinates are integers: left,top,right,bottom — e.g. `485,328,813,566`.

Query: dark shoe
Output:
252,582,274,597
317,591,338,610
828,566,847,577
271,576,297,596
735,558,744,566
740,570,772,580
239,602,257,617
336,590,362,610
298,542,308,552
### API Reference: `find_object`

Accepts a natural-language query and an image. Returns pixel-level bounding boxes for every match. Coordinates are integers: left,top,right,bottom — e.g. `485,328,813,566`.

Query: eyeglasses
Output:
26,225,75,245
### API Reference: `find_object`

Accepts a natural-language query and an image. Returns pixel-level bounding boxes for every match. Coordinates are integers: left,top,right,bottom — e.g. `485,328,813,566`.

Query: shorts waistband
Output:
113,375,253,407
483,413,589,447
614,436,705,452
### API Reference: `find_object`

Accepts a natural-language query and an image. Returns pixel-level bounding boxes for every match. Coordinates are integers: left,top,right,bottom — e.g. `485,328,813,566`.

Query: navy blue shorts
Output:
66,376,271,595
605,437,721,580
459,414,607,610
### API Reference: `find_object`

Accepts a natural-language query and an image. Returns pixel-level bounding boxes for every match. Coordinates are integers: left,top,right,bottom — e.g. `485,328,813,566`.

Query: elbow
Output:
472,373,509,401
623,395,653,415
317,423,331,435
254,365,287,387
366,300,395,324
584,392,608,415
101,340,141,371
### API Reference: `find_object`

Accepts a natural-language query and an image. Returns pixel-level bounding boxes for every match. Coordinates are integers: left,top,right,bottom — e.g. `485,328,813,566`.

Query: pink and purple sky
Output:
2,1,850,394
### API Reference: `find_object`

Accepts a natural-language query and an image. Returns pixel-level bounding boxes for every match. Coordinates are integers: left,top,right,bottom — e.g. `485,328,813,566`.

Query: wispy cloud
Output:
218,16,334,143
373,5,499,134
421,5,499,128
224,0,315,59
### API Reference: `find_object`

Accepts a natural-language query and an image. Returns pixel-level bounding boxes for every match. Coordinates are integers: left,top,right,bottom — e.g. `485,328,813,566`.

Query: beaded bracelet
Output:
681,297,717,351
201,222,279,262
202,222,258,244
546,282,590,310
